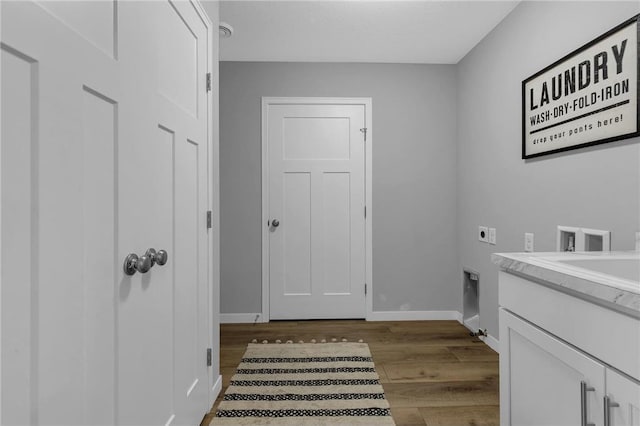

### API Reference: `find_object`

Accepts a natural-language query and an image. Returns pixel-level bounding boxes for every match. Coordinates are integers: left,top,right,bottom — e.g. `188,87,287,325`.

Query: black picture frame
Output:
522,14,639,159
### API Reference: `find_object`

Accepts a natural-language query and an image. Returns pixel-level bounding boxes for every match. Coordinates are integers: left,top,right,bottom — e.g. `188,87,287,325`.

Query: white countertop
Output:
492,251,640,317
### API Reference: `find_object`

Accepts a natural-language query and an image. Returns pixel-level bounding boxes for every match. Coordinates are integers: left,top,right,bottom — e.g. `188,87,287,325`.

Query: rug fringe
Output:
250,338,365,344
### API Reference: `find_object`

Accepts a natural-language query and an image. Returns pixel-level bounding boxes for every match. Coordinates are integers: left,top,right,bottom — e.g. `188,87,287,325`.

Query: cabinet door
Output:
605,369,640,426
500,309,606,426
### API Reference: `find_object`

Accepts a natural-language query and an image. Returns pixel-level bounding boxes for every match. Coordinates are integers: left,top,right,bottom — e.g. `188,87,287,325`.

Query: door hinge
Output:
206,73,212,92
207,210,212,229
206,348,212,367
364,206,367,218
360,127,367,141
365,283,367,296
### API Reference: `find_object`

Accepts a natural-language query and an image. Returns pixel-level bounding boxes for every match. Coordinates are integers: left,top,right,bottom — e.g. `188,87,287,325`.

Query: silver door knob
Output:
271,219,280,228
123,253,152,275
156,250,168,265
146,248,157,266
145,248,168,266
152,249,168,266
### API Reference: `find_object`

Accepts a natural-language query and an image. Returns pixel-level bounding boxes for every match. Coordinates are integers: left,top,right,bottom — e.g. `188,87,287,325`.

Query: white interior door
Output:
265,99,368,319
1,1,212,425
118,1,211,425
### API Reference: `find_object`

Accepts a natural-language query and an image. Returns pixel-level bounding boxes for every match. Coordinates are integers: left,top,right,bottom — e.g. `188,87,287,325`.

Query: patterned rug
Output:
211,341,395,425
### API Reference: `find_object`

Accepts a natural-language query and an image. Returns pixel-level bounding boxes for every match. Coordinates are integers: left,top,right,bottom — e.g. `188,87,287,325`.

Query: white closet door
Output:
1,1,212,424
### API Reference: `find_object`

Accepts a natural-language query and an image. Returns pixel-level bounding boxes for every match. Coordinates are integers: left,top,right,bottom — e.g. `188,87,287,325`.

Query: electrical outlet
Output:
524,232,534,252
489,228,496,245
478,226,489,243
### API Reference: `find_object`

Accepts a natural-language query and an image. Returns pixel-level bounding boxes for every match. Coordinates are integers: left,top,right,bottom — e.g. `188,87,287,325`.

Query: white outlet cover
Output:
489,228,496,245
524,232,534,252
479,226,489,242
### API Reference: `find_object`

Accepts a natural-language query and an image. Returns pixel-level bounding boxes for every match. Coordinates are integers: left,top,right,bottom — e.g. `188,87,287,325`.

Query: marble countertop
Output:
492,251,640,317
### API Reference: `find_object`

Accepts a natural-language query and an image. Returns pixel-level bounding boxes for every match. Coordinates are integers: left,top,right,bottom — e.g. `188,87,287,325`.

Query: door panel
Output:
174,136,205,420
283,172,312,295
1,44,37,426
283,117,350,160
267,101,366,319
36,0,117,59
81,86,117,422
322,172,351,295
156,0,199,116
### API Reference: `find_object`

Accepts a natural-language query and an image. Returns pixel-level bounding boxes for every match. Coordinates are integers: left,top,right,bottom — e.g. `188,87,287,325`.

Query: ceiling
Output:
215,1,520,64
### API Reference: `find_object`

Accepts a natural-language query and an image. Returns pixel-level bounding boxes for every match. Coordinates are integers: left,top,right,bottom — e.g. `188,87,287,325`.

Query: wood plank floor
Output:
201,320,499,426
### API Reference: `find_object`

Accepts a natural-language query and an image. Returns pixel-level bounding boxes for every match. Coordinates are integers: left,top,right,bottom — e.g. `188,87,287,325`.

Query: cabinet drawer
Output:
499,271,640,381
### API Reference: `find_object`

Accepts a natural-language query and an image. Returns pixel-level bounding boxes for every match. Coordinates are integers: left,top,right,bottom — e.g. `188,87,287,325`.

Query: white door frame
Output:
261,97,373,322
193,0,220,406
176,0,220,411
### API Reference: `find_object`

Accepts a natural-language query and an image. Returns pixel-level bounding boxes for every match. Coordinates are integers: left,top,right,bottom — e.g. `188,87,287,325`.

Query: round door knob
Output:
155,250,168,266
271,219,280,228
135,255,152,273
145,248,169,266
123,253,152,275
145,248,168,266
124,253,139,275
145,248,157,266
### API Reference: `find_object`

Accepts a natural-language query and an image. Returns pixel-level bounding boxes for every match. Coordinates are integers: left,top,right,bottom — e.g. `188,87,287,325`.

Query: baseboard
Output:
219,310,499,352
220,313,264,324
222,311,466,324
211,374,222,401
480,333,500,353
459,314,500,354
367,310,462,322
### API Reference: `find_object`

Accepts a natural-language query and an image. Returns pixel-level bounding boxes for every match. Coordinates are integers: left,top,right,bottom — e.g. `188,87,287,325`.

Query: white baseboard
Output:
367,310,462,322
219,310,499,353
480,333,500,353
220,311,463,323
220,313,265,324
459,315,500,354
211,374,222,401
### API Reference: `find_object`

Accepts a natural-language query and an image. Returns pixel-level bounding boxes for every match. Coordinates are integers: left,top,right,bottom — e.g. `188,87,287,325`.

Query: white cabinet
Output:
499,272,640,426
606,369,640,426
500,309,605,426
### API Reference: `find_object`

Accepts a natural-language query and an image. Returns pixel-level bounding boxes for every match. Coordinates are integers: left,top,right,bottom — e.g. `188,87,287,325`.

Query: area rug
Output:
211,341,395,425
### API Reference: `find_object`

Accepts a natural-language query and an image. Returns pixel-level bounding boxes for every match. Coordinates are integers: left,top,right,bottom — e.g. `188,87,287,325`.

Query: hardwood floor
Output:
201,320,499,426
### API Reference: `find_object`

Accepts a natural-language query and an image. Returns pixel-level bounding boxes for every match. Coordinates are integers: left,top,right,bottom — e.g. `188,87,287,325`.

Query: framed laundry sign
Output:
522,14,639,159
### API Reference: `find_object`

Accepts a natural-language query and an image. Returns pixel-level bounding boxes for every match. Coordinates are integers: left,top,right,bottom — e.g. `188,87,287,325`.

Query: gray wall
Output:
457,1,640,339
220,62,459,314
